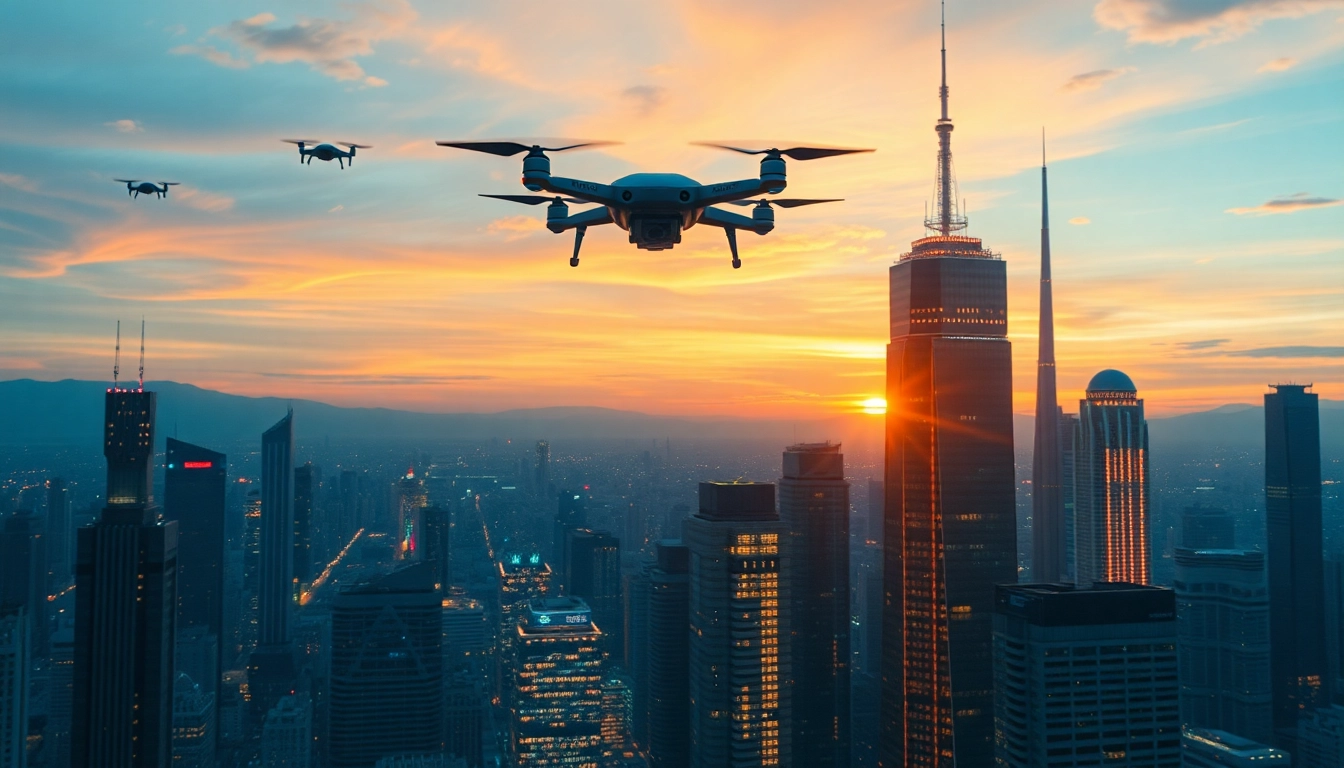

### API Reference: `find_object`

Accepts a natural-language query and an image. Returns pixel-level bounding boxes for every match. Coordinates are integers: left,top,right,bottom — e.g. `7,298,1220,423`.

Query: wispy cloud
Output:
1226,193,1343,216
256,371,495,384
0,173,39,193
1229,346,1344,358
175,187,235,213
1062,67,1136,93
104,119,143,133
1177,338,1230,350
621,85,666,116
170,44,250,70
1069,216,1091,225
1094,0,1344,46
486,215,544,241
1258,57,1298,72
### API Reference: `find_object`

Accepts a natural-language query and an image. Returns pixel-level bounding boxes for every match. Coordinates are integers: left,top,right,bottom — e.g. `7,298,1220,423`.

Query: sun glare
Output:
860,397,887,415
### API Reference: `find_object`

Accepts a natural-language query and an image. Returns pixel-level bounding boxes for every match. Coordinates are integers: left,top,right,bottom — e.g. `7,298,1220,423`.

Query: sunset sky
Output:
2,0,1341,419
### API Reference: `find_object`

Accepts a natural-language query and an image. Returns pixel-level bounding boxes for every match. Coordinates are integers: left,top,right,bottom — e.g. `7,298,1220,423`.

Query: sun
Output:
860,397,887,415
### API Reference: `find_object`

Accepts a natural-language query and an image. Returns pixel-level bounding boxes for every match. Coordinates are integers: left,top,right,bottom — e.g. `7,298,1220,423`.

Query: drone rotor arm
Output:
545,204,614,234
694,178,776,208
533,176,618,207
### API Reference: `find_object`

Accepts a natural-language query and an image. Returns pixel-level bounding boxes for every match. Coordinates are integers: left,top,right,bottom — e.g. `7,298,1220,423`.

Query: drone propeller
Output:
159,182,180,186
480,194,588,206
338,142,372,149
113,179,140,184
693,143,873,161
727,198,843,208
437,140,619,157
281,139,320,145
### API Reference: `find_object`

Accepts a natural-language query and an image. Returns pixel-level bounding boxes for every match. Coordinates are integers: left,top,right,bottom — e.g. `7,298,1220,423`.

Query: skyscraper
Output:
510,597,605,767
646,541,690,768
564,528,623,656
445,669,483,768
0,607,27,768
1074,370,1150,587
777,443,849,768
170,673,215,768
1265,384,1329,742
686,482,790,768
0,511,47,658
535,440,551,495
1060,411,1079,581
259,695,311,768
1174,548,1272,743
992,583,1181,767
496,553,552,701
421,504,451,590
394,468,426,560
74,383,178,768
293,462,319,588
259,411,295,647
1031,143,1066,584
45,477,71,589
330,563,443,768
880,8,1017,764
1181,505,1235,549
164,438,226,700
554,490,587,586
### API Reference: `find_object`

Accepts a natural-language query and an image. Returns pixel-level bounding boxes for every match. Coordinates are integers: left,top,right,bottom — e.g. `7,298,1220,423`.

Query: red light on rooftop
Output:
182,461,213,469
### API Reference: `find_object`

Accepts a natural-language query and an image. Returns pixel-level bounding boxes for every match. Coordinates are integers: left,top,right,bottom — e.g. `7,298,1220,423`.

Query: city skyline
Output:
2,1,1341,418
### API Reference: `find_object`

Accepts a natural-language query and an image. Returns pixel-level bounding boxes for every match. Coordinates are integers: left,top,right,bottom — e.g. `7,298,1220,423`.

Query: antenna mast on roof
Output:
113,320,121,390
138,318,145,391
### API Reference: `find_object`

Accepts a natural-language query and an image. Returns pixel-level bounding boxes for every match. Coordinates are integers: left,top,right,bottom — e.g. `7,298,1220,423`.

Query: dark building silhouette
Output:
0,510,48,658
554,489,587,587
329,563,444,768
248,412,297,740
778,443,850,768
1074,370,1150,587
46,477,71,588
73,385,178,768
1182,505,1235,550
535,439,550,495
293,462,318,589
421,504,451,590
866,479,884,544
1,606,27,768
625,556,652,747
1060,412,1079,581
879,14,1017,763
686,482,791,767
1265,384,1329,744
1032,146,1066,584
564,528,623,655
164,440,226,685
645,541,690,768
445,668,483,767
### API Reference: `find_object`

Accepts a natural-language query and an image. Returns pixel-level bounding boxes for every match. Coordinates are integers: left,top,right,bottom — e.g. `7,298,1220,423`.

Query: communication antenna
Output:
113,320,121,390
138,317,145,391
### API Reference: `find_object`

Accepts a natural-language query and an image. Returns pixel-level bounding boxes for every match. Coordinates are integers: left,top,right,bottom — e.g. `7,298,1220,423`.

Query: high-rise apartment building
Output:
509,597,605,767
1032,147,1066,584
880,14,1017,761
0,607,27,768
45,477,71,589
0,511,48,658
1265,384,1329,744
330,563,443,768
564,528,623,656
293,462,319,589
260,695,311,768
1174,548,1272,743
1074,370,1150,587
686,482,790,767
1180,728,1289,767
992,583,1181,767
646,541,689,768
778,442,849,768
164,438,226,703
73,384,179,768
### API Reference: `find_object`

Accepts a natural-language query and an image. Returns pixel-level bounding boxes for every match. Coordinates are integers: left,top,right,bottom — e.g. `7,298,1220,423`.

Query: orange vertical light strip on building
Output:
1104,449,1114,581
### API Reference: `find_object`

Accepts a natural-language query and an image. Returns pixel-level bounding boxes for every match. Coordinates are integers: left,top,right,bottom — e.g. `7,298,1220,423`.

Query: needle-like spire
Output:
138,317,145,391
1032,128,1065,582
113,320,121,390
925,0,967,235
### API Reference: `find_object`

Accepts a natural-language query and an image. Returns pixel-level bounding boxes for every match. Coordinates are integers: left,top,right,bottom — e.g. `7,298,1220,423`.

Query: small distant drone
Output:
114,179,179,199
282,140,371,169
438,140,871,268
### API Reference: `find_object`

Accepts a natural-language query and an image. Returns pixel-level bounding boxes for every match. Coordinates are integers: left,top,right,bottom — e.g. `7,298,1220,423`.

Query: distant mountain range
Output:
3,379,1339,457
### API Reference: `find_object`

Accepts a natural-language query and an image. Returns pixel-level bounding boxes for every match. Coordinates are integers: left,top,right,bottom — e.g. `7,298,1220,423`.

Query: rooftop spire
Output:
925,0,968,235
1031,128,1065,582
113,320,121,390
138,317,145,391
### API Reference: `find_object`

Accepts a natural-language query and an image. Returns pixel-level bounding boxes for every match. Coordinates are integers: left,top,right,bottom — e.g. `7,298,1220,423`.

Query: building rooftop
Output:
1086,369,1136,394
995,582,1175,627
1182,726,1288,759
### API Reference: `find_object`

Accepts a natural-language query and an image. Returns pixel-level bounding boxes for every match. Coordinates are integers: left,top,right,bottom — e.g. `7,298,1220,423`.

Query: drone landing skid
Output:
570,227,585,267
725,228,741,269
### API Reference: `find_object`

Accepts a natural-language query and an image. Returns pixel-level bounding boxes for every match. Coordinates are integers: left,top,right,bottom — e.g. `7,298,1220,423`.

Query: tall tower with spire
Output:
880,3,1017,765
1032,137,1066,583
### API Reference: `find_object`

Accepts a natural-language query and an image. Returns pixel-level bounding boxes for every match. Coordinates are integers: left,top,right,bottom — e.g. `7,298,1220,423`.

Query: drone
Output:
282,140,371,169
437,140,871,268
114,179,179,199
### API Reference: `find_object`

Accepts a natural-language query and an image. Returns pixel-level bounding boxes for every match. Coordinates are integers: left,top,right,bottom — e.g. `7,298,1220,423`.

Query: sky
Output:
1,0,1341,420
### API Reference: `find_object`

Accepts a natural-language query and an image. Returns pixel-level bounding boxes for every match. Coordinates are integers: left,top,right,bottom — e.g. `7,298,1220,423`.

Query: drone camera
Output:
629,215,682,250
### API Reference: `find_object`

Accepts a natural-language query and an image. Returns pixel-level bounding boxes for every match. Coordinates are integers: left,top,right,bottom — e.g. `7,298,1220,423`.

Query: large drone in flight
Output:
283,140,371,169
114,179,179,199
438,140,871,268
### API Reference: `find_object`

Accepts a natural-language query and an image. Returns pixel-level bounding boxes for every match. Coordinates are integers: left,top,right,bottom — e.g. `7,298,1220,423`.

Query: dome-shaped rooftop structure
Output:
1086,369,1136,393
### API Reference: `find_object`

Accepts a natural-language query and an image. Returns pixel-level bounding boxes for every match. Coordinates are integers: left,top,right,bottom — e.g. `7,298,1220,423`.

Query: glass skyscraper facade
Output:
1074,370,1150,587
164,438,226,689
510,597,605,767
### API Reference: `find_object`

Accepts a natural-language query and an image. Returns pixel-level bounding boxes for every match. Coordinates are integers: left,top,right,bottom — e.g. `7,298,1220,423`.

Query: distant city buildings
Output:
563,528,623,656
45,477,71,589
777,443,849,768
1181,505,1235,550
992,583,1181,767
171,673,215,768
1265,384,1330,746
1180,727,1289,767
394,468,427,560
260,694,311,768
0,511,47,659
645,540,690,768
510,597,604,767
686,482,790,767
553,490,586,586
293,462,319,589
0,608,27,768
1174,548,1273,742
1074,369,1151,587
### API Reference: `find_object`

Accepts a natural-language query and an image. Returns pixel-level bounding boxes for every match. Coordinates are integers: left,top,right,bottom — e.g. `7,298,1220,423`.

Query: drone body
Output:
113,179,179,199
440,141,869,268
283,140,371,169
